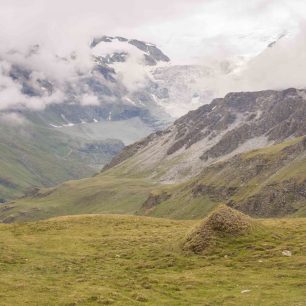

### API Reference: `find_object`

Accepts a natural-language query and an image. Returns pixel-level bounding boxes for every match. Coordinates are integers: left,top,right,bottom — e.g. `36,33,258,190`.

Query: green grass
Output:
2,136,306,222
241,137,304,160
0,173,220,222
0,214,305,305
145,191,218,219
0,121,123,201
0,122,93,199
0,175,157,223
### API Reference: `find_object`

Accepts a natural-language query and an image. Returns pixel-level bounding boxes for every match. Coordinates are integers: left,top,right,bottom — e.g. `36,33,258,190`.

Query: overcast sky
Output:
1,0,306,114
0,0,305,63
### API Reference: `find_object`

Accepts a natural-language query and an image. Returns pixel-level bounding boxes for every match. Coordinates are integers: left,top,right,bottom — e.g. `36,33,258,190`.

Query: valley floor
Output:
0,215,305,305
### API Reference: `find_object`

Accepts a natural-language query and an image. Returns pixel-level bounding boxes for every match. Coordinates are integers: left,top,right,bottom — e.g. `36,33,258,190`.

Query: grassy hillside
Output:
0,213,305,305
0,122,123,201
0,175,156,223
0,124,88,199
2,136,306,223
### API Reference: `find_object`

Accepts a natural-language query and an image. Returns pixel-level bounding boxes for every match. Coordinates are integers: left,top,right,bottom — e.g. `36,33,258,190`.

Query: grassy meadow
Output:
0,214,305,305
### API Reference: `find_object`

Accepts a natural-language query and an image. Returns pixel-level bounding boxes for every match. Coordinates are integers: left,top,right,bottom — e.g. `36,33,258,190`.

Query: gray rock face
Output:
100,88,306,218
91,36,170,65
128,39,170,63
91,36,127,47
9,64,53,97
187,135,306,217
168,88,306,159
104,88,306,183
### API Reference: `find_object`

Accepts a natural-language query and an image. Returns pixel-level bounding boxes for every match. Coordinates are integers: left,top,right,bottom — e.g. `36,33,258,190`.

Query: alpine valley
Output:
0,32,282,202
2,87,306,222
0,35,221,200
0,20,306,305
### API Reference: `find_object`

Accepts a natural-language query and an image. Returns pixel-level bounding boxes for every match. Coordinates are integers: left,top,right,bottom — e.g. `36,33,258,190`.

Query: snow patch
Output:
108,112,112,121
49,124,62,128
124,97,136,105
63,123,75,127
191,95,201,105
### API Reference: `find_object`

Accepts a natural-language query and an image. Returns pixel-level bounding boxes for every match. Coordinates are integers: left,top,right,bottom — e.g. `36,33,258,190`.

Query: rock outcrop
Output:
104,88,306,183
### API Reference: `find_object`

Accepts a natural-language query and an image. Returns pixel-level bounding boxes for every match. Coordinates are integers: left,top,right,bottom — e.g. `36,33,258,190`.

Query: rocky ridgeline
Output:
169,88,306,159
91,35,170,66
101,88,306,218
104,88,306,182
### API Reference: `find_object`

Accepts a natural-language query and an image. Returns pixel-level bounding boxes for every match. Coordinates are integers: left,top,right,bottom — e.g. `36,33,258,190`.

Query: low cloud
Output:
233,25,306,92
0,60,65,111
0,0,305,114
204,23,306,98
92,40,151,92
0,112,27,125
80,94,100,106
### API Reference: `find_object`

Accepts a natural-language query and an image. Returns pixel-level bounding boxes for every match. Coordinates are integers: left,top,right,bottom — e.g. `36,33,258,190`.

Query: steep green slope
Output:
0,121,124,201
1,136,306,222
0,175,156,223
0,214,305,305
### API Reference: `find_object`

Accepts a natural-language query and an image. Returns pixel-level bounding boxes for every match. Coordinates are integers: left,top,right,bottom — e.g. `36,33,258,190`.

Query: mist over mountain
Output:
2,26,306,123
1,26,306,202
1,2,306,305
1,0,306,119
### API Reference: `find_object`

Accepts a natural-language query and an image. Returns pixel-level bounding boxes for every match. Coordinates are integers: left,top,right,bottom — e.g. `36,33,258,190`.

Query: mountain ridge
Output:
2,88,306,222
0,36,177,200
103,88,306,183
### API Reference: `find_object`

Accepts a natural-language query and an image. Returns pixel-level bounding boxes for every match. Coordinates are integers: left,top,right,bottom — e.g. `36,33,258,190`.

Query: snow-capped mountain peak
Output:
90,35,170,66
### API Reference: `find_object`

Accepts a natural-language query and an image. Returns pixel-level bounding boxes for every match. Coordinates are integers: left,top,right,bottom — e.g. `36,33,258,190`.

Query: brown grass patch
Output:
182,205,252,254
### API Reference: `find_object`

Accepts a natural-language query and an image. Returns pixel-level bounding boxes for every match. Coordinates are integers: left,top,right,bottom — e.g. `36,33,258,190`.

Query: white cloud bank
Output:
80,94,100,106
0,0,306,114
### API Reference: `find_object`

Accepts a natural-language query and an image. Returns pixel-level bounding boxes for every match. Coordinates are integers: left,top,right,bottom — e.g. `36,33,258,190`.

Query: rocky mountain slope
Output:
139,136,306,219
106,88,306,182
2,88,306,222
